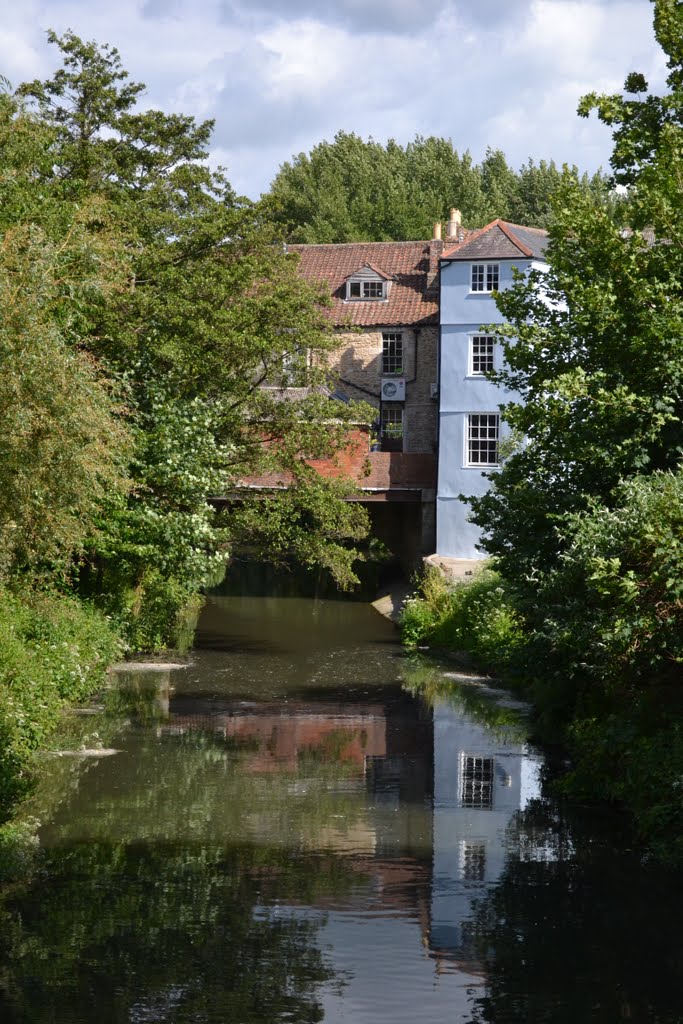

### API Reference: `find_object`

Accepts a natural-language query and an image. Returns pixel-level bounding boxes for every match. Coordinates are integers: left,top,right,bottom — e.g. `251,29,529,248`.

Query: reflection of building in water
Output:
428,697,541,971
159,683,539,976
164,691,432,789
166,698,387,773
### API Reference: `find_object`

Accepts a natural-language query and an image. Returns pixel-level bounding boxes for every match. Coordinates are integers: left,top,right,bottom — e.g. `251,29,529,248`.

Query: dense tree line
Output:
405,0,683,862
265,133,614,242
0,32,372,819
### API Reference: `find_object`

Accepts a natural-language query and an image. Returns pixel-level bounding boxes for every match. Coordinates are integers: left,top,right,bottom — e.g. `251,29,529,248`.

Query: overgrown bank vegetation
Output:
0,590,121,813
0,32,372,828
0,28,609,831
405,0,683,865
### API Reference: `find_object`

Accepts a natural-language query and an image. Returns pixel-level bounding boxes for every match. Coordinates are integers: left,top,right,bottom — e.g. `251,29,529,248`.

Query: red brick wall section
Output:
239,428,436,491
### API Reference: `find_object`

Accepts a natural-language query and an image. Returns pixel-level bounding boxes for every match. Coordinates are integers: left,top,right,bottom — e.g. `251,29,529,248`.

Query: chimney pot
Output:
433,221,442,240
446,208,462,239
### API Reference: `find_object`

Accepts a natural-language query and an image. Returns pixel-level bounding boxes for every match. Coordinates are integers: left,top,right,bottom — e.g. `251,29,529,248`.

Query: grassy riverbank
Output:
402,566,683,866
0,587,122,856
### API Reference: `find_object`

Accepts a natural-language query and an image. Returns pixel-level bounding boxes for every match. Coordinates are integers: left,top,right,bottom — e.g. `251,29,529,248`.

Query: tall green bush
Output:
401,567,525,673
0,588,121,812
533,470,683,688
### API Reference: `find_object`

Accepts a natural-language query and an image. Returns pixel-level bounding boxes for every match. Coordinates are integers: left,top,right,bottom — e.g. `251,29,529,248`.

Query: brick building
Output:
237,210,554,570
287,240,442,455
284,237,455,561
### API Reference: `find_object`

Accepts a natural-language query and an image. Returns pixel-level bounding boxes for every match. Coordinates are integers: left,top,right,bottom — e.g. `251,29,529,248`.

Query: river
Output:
0,594,680,1023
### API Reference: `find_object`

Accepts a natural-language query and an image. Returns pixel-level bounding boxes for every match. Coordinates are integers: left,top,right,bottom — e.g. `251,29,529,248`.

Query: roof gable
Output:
442,219,548,261
347,262,394,282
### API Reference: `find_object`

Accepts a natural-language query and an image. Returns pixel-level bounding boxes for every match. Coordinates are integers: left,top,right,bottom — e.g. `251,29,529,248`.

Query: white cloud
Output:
219,0,448,35
0,0,668,197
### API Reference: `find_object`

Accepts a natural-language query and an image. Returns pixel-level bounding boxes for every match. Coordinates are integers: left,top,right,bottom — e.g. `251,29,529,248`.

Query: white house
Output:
436,216,549,558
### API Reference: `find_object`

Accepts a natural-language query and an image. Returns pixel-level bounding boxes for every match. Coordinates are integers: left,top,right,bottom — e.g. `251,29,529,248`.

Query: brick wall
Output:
240,427,436,492
325,325,438,454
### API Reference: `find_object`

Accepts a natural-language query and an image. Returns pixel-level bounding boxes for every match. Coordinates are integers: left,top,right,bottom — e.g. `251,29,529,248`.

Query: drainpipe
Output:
406,328,420,385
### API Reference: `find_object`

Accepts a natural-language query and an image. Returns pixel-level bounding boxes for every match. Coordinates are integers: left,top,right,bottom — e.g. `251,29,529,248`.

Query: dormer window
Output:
345,263,391,301
349,280,385,299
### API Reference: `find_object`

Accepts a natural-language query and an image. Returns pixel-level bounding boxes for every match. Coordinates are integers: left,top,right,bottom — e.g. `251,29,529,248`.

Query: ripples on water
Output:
0,595,680,1023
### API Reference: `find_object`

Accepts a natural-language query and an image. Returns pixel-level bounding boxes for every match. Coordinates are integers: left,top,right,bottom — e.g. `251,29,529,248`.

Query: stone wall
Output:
325,325,438,454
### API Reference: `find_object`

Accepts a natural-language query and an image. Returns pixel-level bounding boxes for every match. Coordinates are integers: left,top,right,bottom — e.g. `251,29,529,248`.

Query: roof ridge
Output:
440,219,494,258
496,221,534,257
440,218,549,260
287,239,432,249
502,221,548,234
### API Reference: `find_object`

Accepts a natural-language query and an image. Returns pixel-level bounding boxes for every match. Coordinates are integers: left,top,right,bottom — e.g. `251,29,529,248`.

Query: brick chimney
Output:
426,236,443,293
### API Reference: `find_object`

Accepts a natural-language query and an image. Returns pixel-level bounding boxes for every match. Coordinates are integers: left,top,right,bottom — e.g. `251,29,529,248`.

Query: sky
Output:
0,0,668,199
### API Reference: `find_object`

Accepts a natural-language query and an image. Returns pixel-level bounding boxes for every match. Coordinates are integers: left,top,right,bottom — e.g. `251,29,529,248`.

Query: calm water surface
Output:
1,596,681,1023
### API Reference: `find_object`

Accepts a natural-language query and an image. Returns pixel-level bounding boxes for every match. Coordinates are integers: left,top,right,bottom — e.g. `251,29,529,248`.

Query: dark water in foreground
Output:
0,596,681,1023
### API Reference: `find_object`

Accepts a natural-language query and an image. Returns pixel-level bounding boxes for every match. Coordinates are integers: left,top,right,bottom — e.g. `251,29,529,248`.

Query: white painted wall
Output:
436,258,543,558
430,697,527,959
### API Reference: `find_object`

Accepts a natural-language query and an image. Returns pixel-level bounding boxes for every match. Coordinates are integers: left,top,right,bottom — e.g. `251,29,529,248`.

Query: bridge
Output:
223,427,436,572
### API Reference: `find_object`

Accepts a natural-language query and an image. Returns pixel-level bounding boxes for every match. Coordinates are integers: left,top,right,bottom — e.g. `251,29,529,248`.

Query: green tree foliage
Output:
462,0,683,858
13,32,371,647
0,89,131,574
0,587,121,810
0,218,131,575
533,471,683,686
265,132,612,241
469,0,683,590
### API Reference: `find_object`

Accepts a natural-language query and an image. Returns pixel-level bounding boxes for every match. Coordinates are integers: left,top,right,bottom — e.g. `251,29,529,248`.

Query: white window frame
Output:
381,404,404,440
468,334,495,376
470,262,500,294
347,279,386,300
464,412,500,468
458,840,487,881
382,332,403,375
460,753,494,810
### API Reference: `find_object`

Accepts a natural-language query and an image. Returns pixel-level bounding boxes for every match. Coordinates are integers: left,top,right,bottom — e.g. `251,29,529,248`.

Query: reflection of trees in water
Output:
0,695,377,1023
401,656,529,742
463,800,682,1024
0,840,352,1023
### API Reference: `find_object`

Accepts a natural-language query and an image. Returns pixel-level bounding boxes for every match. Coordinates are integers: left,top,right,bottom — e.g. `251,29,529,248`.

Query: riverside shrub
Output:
532,470,683,688
528,471,683,862
401,567,525,672
0,588,122,812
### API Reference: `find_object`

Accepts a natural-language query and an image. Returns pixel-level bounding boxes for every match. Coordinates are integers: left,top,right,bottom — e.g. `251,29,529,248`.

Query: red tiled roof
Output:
287,241,445,327
441,219,548,261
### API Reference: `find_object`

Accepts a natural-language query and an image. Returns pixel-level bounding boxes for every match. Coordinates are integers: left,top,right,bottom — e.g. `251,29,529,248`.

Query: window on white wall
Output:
466,413,499,467
460,754,494,809
459,840,487,881
471,263,499,293
469,335,495,375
